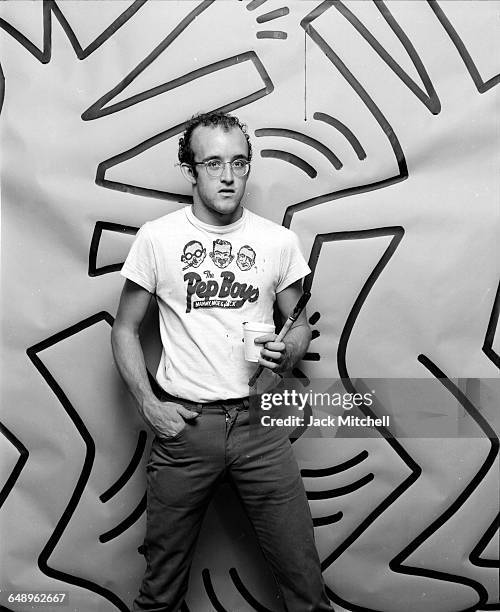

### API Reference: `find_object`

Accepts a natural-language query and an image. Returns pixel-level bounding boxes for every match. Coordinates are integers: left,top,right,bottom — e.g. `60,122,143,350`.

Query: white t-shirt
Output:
121,206,310,402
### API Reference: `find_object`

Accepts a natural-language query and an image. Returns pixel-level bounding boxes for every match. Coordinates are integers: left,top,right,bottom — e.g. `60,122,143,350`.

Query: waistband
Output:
156,388,249,411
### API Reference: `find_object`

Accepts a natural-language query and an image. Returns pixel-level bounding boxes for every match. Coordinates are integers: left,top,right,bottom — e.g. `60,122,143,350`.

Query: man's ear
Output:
180,163,197,184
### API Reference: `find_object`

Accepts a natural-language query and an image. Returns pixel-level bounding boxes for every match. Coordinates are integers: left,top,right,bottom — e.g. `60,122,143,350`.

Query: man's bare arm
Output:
111,279,198,437
256,279,312,372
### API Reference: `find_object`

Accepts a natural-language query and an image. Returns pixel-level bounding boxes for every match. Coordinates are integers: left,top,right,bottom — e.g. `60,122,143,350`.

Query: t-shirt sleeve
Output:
120,224,157,293
276,229,311,293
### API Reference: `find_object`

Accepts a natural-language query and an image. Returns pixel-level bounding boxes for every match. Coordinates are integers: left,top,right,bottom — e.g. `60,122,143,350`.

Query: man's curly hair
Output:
178,112,252,171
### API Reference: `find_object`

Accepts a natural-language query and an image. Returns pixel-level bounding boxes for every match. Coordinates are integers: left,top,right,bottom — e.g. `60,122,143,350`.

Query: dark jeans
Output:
132,393,333,612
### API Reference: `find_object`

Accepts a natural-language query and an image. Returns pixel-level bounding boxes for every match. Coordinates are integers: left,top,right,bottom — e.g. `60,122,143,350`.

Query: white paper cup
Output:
243,322,275,362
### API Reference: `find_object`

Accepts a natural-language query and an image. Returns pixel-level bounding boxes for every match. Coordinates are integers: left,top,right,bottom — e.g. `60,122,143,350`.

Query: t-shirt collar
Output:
184,205,247,234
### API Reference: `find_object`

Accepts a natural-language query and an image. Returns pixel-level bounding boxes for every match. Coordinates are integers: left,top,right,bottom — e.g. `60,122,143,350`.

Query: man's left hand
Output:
254,333,288,372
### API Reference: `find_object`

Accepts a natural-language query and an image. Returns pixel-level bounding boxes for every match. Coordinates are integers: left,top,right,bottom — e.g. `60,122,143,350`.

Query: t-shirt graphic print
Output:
121,206,310,402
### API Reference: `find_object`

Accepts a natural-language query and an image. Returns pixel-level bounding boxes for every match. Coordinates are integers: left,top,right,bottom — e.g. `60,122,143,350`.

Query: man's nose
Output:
220,162,234,182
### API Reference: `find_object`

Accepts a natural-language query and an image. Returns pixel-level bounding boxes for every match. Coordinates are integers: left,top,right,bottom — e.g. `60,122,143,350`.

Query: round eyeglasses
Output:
194,159,250,178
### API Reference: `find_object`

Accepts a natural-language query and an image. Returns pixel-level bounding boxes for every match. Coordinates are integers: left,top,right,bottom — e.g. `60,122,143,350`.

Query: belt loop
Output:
240,397,250,411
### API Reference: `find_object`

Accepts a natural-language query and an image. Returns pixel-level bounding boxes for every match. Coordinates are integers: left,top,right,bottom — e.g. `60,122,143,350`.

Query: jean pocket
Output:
157,425,186,444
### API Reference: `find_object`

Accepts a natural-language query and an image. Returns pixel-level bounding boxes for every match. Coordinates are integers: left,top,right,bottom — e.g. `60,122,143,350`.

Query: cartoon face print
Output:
236,245,256,271
210,239,234,269
181,240,206,270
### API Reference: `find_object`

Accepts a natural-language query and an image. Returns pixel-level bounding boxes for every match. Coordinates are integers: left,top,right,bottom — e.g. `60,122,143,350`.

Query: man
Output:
180,240,206,270
111,112,333,611
237,244,256,271
209,237,234,268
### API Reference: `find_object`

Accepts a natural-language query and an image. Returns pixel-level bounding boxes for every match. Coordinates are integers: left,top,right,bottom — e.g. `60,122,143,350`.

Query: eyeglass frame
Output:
189,158,251,178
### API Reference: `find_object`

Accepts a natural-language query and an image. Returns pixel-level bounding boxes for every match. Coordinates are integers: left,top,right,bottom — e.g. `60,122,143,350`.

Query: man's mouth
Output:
219,189,234,194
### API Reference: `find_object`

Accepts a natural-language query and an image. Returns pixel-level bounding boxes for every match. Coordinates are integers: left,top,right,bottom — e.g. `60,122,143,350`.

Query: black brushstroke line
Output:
82,0,214,119
100,430,147,503
311,225,492,610
383,354,499,610
180,603,191,612
301,450,369,477
332,0,440,114
291,367,310,386
0,422,29,509
261,150,317,178
305,228,424,609
256,127,342,170
0,61,5,115
27,312,129,612
470,513,499,569
483,280,500,369
306,473,374,499
256,31,287,40
229,568,273,612
283,6,408,227
85,52,262,121
93,50,273,201
256,7,289,24
303,352,320,361
202,569,229,612
311,329,320,340
89,221,138,277
99,493,147,543
247,0,269,11
313,512,343,527
314,112,366,160
428,0,500,93
0,0,147,63
309,311,321,325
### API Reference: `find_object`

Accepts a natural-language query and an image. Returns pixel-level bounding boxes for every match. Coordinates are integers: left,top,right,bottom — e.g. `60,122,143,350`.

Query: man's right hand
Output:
140,398,199,439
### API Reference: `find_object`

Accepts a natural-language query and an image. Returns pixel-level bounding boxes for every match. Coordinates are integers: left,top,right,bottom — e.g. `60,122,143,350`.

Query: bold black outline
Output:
256,31,287,40
261,149,316,178
255,128,342,170
329,1,440,114
0,61,5,115
305,228,421,609
314,112,366,160
283,5,409,227
483,280,500,369
380,354,500,612
301,450,369,477
0,0,147,63
229,568,273,612
202,568,229,612
92,50,273,202
469,513,499,569
99,493,147,543
82,0,214,119
291,367,310,386
306,473,374,500
302,352,320,361
0,422,29,509
100,430,147,503
306,225,496,610
26,312,130,612
256,7,290,24
84,50,265,121
88,221,138,277
309,311,321,325
427,1,500,93
313,512,343,527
